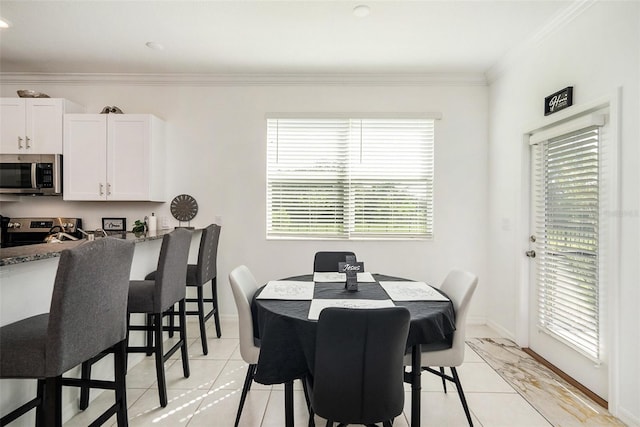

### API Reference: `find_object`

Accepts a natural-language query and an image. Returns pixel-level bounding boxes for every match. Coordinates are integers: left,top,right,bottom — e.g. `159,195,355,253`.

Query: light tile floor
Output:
64,319,619,427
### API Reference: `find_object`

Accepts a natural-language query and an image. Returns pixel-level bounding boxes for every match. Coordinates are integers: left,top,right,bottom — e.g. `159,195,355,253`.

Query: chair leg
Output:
196,286,209,355
114,340,129,427
211,278,222,338
153,313,168,408
383,421,393,427
451,367,473,427
325,421,333,427
440,366,447,393
145,313,154,355
79,360,92,409
168,305,175,338
234,364,256,427
43,376,63,427
35,379,45,427
179,299,190,378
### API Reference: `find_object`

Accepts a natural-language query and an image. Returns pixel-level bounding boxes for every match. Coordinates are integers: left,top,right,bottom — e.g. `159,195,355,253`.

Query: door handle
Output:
526,250,536,258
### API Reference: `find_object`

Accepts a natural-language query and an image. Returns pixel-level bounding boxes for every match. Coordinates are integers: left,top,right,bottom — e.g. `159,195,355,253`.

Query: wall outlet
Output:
160,216,170,229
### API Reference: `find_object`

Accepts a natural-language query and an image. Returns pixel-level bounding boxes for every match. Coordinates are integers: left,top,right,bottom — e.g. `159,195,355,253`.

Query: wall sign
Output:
545,86,573,116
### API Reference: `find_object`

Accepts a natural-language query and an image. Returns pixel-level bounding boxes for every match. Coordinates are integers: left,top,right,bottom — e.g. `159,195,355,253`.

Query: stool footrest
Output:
0,396,41,426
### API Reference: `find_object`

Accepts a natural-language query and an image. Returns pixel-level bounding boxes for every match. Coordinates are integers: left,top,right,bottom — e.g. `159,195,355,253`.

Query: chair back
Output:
438,270,478,366
154,228,192,311
313,251,356,272
46,238,135,376
195,224,221,284
312,307,410,425
229,265,260,364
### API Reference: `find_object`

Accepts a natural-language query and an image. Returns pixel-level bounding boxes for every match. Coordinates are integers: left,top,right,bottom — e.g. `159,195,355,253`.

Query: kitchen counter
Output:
0,230,173,267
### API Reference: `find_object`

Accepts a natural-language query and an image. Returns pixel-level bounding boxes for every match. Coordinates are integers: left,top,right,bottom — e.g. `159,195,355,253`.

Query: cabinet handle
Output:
99,183,104,196
18,137,23,149
107,183,111,196
25,136,31,149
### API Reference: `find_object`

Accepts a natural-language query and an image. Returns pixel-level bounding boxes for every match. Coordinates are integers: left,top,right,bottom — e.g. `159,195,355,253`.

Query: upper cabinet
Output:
0,98,84,154
63,114,166,202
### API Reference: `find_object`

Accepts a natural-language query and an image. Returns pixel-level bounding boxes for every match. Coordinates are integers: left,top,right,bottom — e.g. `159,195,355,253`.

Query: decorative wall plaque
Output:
545,86,573,116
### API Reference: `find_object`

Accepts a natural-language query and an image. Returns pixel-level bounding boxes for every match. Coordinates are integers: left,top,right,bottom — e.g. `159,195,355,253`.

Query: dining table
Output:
250,273,456,427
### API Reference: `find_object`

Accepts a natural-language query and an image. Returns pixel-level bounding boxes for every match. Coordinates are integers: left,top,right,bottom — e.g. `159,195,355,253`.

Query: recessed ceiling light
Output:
145,41,164,51
0,18,11,29
353,5,371,18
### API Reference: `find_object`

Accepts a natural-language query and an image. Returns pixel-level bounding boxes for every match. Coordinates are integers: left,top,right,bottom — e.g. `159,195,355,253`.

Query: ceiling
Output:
0,0,575,76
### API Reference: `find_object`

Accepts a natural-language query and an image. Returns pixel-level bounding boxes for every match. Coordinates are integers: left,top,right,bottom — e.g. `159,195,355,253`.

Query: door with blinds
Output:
528,113,608,400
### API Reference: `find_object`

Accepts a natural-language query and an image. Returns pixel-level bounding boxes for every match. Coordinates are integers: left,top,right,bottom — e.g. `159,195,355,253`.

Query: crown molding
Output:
485,0,597,84
0,72,487,87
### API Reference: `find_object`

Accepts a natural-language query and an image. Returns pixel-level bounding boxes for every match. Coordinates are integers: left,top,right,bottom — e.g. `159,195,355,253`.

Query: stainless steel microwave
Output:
0,154,62,195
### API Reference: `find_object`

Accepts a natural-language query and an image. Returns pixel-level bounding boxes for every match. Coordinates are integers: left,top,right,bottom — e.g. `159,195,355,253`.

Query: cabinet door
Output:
63,114,107,201
107,115,151,200
26,99,64,153
0,98,26,153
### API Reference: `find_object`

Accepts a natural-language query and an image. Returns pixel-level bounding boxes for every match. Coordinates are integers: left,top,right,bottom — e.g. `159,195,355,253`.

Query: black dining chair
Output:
313,251,356,272
307,307,410,427
0,238,134,427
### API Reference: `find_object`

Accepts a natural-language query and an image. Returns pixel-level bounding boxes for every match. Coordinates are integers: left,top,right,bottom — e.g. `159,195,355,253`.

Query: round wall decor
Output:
170,194,198,227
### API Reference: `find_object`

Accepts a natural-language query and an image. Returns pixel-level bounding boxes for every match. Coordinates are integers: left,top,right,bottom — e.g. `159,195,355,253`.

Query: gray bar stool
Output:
0,238,135,427
147,224,221,355
126,228,192,408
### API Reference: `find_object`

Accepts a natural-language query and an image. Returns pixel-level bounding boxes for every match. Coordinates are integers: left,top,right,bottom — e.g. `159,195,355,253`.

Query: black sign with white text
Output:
545,86,573,116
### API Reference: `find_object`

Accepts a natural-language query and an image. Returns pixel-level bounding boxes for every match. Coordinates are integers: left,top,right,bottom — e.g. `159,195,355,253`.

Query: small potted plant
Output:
132,219,147,236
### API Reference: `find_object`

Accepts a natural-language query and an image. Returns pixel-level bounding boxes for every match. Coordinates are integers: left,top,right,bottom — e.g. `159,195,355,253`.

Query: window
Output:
266,117,435,239
532,124,602,360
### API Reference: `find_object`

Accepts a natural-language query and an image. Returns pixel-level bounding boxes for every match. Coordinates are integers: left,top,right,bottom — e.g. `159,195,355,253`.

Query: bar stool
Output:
146,224,221,355
126,228,192,408
0,238,135,427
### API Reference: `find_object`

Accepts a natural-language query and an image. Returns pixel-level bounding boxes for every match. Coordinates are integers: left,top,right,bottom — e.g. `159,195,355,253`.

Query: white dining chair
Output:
404,269,478,427
229,265,261,427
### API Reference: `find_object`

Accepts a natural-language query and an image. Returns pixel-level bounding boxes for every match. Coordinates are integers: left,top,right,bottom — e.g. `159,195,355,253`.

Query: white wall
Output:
487,1,639,424
0,81,490,325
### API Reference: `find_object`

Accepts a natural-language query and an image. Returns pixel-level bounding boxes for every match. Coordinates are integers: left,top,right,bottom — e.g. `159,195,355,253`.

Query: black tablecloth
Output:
251,274,456,385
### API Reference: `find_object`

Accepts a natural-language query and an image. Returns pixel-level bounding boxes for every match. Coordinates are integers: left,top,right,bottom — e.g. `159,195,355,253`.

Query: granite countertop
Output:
0,230,174,267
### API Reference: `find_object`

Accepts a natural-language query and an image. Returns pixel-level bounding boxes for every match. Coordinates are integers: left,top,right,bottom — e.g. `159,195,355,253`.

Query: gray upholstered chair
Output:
308,307,410,427
126,228,192,408
0,238,135,427
313,251,356,272
147,224,222,355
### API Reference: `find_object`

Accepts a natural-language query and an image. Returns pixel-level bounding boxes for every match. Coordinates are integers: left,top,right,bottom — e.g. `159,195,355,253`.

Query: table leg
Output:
411,344,422,426
284,380,294,427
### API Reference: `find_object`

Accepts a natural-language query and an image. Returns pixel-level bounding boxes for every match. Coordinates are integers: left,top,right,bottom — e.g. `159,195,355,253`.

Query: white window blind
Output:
532,125,601,360
267,117,434,239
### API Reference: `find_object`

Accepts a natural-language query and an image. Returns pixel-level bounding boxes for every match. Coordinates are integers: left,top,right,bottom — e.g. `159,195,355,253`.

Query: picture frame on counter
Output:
102,217,127,232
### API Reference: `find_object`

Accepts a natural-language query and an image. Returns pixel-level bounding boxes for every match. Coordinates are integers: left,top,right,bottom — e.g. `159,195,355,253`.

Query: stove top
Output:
1,217,83,247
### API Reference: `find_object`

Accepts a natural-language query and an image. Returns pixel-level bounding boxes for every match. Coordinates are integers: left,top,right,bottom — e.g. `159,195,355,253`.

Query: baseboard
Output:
616,407,640,427
486,319,515,341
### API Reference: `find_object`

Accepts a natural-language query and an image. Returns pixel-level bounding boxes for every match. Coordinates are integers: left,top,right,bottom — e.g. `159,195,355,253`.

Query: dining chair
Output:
125,228,192,408
228,265,262,427
0,238,134,427
308,307,410,427
229,265,313,427
313,251,356,272
405,269,478,427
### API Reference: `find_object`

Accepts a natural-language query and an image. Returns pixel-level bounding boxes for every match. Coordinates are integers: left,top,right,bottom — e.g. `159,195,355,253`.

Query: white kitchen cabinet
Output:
0,98,84,154
63,114,165,201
